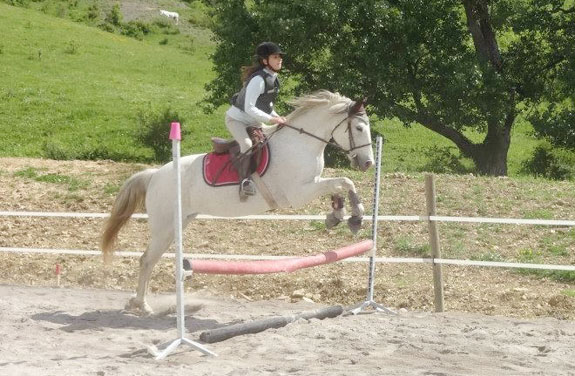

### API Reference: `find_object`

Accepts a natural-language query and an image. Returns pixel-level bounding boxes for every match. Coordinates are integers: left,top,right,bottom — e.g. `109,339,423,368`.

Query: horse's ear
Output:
350,97,367,114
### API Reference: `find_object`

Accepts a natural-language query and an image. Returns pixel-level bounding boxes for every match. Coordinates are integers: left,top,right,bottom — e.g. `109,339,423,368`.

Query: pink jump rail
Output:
187,239,374,275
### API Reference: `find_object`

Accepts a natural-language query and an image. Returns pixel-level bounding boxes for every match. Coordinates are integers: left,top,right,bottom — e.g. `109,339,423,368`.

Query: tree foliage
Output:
203,0,575,175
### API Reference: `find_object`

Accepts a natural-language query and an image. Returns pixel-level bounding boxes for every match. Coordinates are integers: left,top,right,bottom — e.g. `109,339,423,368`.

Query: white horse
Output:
159,9,179,24
101,90,375,314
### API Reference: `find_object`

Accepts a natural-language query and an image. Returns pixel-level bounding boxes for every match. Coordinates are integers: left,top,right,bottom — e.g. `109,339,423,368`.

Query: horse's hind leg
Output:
126,230,173,315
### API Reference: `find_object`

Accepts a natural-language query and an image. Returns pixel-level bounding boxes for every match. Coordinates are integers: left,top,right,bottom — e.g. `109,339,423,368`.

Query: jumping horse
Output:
101,90,375,314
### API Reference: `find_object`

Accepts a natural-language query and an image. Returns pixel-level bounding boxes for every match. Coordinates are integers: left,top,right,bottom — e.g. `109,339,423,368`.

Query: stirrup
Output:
240,178,256,196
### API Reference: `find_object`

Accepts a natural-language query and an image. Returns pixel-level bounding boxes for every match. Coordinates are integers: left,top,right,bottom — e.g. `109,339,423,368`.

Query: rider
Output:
226,41,287,198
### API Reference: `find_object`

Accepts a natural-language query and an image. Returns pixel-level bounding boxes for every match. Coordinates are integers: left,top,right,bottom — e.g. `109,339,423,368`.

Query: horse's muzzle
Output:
350,154,374,172
363,159,373,170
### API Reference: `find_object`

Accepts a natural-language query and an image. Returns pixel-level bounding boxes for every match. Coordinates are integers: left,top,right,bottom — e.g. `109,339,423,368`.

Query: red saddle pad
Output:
202,144,270,186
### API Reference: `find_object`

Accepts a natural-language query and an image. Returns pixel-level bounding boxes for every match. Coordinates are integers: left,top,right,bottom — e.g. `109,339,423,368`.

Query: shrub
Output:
136,107,184,163
420,146,472,174
178,36,195,54
42,140,140,162
4,0,30,6
152,19,180,35
64,40,79,55
97,22,116,33
105,3,122,26
86,3,99,21
120,21,147,40
521,141,575,180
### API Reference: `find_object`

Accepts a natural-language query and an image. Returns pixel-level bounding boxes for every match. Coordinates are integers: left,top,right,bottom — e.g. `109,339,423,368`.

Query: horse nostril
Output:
365,160,373,169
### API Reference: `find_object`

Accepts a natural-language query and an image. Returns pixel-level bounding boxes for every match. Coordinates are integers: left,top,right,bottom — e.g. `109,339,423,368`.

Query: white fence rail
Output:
1,209,574,273
2,210,575,226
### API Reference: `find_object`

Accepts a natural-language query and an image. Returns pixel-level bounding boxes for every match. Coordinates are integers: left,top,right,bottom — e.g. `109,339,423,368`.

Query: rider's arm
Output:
243,76,273,124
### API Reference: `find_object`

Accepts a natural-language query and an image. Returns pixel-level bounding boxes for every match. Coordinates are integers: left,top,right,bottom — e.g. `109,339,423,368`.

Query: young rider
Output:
226,41,287,198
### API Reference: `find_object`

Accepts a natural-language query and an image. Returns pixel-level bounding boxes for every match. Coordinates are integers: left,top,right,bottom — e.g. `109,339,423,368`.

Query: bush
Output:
3,0,30,6
120,21,150,40
152,19,180,35
521,141,575,180
105,3,122,26
136,107,184,163
97,22,116,33
420,146,472,174
42,140,141,162
64,40,79,55
86,3,99,21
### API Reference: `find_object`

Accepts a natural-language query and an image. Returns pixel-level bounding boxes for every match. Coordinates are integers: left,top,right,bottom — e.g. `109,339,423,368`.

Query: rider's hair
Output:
240,62,265,83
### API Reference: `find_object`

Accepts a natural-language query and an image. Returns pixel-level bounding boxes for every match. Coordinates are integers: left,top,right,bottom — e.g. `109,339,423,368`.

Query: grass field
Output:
0,2,225,162
0,2,546,175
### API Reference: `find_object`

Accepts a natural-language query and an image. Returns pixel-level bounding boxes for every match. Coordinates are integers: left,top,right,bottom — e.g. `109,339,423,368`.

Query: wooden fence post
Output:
425,174,444,313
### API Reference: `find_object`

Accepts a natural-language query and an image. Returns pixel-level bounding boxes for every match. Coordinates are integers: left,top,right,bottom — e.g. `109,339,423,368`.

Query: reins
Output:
276,113,372,154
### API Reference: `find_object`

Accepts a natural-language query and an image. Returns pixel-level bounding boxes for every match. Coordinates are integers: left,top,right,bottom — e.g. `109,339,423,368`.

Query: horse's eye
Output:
356,126,363,132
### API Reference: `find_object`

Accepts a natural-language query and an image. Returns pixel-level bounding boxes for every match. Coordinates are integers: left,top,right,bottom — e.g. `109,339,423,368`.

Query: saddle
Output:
202,127,270,187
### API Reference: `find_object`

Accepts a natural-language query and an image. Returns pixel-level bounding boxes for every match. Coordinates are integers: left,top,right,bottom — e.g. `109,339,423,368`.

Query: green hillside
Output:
0,2,225,161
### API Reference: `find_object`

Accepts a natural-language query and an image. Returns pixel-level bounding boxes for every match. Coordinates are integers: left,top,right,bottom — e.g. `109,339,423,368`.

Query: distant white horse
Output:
159,9,179,24
101,90,375,314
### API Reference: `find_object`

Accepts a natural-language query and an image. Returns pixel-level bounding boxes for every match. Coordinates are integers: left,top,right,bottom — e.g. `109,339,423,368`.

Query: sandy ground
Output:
1,157,575,374
1,284,574,376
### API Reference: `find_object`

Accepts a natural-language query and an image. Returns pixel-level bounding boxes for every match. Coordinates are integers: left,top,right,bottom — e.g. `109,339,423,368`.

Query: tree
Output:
203,0,575,176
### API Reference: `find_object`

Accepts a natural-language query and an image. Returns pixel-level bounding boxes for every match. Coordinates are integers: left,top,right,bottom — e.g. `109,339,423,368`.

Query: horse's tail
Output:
101,169,156,263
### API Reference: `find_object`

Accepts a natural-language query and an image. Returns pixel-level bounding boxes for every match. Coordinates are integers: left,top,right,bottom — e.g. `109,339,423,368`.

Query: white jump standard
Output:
148,122,216,359
350,136,395,315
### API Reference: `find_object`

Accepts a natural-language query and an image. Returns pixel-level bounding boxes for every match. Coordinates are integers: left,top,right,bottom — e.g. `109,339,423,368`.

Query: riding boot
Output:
238,154,256,200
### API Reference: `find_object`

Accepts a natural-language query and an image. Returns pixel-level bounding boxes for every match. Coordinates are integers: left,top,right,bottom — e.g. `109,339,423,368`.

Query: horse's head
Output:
331,98,374,171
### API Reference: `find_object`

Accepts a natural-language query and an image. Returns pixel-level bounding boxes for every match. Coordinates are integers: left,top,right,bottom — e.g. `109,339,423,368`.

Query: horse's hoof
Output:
325,212,342,229
125,297,154,316
347,215,363,234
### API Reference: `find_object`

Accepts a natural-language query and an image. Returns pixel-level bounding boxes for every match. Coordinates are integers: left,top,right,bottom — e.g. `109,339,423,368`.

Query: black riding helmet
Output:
255,42,285,62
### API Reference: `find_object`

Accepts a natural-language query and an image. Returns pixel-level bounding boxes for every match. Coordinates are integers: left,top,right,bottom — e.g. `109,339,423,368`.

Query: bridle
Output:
278,102,372,155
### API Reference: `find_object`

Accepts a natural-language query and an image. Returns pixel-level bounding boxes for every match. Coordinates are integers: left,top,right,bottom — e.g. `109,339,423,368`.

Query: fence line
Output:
2,211,575,226
1,210,574,274
2,184,575,312
2,246,575,271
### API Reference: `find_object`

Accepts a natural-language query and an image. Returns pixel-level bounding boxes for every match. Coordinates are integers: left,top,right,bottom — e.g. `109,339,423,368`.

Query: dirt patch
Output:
1,157,574,320
2,285,575,375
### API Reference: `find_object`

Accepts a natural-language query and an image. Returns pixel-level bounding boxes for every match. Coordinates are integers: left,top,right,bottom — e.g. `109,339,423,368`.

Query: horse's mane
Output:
286,90,351,122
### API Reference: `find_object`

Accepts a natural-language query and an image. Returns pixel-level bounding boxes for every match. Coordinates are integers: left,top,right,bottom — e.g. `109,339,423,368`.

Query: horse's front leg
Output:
325,194,346,229
347,190,365,234
294,177,364,233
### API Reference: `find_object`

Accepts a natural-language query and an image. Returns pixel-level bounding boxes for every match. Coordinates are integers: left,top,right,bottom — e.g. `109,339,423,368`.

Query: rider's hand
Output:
270,116,287,127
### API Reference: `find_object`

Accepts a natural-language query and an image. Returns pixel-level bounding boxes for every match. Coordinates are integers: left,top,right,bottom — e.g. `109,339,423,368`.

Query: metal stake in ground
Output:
149,122,216,359
349,136,395,315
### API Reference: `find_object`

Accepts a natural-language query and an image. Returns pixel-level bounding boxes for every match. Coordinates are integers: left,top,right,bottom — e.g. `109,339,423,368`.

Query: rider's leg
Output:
225,115,256,196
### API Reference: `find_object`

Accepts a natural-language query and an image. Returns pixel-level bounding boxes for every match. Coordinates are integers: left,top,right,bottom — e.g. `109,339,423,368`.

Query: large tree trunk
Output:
459,111,514,176
409,106,514,176
465,132,510,176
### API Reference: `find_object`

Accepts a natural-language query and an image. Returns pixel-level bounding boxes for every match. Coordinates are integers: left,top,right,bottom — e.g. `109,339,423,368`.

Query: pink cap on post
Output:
169,122,181,141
